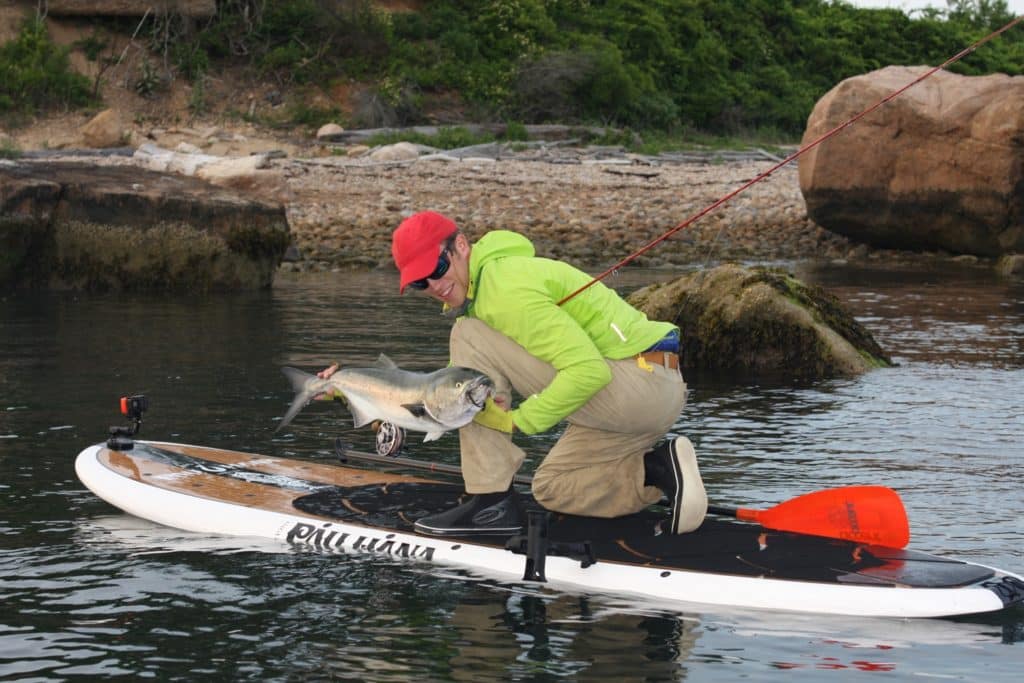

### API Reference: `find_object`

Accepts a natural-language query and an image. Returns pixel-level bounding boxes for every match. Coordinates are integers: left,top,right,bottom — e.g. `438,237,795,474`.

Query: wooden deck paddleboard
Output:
75,440,1024,618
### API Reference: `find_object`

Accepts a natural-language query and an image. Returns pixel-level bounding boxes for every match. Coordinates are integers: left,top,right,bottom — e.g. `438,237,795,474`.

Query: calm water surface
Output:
2,262,1022,681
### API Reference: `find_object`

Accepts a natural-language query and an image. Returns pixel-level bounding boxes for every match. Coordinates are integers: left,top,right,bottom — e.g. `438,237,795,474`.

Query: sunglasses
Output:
408,249,451,290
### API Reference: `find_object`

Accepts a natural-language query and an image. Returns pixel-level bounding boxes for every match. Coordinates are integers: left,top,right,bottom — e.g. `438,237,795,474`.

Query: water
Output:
2,262,1023,681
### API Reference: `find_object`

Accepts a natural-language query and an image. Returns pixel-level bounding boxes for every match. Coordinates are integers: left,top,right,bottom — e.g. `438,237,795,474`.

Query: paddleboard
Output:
75,440,1024,618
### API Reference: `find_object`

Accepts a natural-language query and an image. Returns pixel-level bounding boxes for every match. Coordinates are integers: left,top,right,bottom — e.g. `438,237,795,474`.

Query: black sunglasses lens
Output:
432,252,450,279
409,251,450,290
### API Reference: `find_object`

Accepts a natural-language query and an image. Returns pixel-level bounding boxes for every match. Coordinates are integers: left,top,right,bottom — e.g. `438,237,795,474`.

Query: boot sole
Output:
670,436,708,534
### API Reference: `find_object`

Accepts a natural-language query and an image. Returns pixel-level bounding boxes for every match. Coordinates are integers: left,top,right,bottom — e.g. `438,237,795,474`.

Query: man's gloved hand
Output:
473,397,515,433
314,363,344,401
315,389,345,402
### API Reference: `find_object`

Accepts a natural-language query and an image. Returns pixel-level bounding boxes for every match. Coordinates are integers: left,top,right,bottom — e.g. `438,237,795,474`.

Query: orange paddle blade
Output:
735,486,910,548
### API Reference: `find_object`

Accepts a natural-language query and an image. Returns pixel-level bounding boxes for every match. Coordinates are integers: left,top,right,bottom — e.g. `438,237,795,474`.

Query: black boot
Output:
414,487,523,536
643,436,708,534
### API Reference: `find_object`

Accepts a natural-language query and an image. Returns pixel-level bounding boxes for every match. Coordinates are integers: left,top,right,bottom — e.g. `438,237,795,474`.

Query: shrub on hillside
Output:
0,17,93,118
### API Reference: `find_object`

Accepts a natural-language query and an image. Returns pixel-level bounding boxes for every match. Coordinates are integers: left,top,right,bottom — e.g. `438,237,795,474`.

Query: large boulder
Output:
627,264,891,380
0,161,290,291
799,66,1024,257
80,109,126,149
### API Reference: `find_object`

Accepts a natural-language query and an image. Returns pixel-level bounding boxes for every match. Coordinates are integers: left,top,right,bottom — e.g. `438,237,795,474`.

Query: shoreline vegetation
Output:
2,1,1020,148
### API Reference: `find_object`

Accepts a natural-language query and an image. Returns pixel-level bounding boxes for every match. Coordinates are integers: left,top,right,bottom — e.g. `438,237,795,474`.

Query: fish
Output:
277,354,494,441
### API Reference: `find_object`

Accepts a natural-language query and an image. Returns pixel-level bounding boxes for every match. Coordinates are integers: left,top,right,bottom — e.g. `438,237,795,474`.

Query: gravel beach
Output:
276,151,858,273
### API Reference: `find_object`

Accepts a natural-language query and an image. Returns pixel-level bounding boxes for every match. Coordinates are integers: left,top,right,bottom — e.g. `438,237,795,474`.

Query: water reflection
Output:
443,589,698,680
798,262,1024,368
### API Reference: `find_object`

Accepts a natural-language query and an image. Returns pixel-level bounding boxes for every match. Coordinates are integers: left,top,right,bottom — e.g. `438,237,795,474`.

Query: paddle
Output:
334,440,911,548
708,486,910,548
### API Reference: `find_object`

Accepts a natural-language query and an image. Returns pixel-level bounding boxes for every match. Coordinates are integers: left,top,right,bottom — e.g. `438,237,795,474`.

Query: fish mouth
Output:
466,375,495,408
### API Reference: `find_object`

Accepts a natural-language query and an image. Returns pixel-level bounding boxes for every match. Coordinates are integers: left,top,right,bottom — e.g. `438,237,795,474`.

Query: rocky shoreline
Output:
277,149,850,273
275,144,1014,275
11,139,1017,280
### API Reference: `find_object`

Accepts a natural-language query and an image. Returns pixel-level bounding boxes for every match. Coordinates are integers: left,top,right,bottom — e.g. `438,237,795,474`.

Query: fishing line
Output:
557,13,1024,306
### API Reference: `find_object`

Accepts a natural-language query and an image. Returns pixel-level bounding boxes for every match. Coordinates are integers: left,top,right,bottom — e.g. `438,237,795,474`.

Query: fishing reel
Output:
374,420,405,457
107,394,148,451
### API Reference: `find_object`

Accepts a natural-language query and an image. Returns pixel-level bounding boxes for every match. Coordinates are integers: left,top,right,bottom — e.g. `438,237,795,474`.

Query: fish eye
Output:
456,382,463,389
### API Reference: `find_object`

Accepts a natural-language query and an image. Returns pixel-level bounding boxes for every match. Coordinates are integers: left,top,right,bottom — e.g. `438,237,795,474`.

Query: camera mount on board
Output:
107,394,148,451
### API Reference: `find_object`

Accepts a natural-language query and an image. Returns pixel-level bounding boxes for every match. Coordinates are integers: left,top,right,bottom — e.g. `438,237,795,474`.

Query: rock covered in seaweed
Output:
0,161,289,291
628,264,892,380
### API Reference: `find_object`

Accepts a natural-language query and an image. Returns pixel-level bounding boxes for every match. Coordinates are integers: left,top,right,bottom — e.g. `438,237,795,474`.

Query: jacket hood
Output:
467,231,535,301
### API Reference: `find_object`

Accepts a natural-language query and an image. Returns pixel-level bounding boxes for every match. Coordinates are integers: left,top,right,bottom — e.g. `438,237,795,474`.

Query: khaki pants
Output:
450,318,687,518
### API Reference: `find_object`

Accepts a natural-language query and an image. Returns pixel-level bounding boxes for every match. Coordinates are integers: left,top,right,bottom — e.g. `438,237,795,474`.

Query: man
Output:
329,210,707,537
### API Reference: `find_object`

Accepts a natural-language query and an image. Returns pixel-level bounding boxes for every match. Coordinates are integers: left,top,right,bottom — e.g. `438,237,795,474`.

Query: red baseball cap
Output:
392,211,458,293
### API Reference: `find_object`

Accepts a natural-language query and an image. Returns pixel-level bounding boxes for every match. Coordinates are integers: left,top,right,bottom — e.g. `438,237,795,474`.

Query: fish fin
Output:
347,404,376,428
402,403,429,418
423,430,445,442
374,353,399,369
276,367,318,432
281,366,314,392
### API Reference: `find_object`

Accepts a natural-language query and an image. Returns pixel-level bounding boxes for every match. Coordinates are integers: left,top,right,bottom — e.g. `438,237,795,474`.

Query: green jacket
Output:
462,231,676,434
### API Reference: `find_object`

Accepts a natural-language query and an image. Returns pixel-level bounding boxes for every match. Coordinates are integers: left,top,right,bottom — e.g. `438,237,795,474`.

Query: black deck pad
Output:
293,482,995,588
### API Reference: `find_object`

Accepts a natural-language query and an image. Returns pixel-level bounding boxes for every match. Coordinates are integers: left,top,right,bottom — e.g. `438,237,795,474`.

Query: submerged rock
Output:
0,161,289,291
628,264,892,380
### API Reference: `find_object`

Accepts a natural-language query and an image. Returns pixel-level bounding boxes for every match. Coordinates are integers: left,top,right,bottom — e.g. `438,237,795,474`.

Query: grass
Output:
632,127,799,155
360,126,495,149
0,138,22,159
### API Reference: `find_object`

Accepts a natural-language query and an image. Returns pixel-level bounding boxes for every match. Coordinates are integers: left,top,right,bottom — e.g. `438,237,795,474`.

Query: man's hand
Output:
317,363,339,380
473,396,515,433
314,363,343,401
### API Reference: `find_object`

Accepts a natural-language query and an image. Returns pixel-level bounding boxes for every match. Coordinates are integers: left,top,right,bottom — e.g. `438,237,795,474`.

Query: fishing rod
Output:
557,13,1024,306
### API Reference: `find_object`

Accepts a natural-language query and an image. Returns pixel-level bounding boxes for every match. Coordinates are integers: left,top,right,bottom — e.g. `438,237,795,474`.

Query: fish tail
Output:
276,367,322,432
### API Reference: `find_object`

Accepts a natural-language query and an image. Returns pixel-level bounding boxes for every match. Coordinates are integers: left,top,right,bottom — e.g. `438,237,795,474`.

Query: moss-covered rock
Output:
995,254,1024,278
52,221,267,291
628,263,892,380
0,161,289,291
0,167,60,286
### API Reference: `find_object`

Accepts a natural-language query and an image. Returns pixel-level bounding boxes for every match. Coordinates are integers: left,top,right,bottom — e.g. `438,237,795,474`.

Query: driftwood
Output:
319,124,624,144
602,167,661,178
21,147,135,159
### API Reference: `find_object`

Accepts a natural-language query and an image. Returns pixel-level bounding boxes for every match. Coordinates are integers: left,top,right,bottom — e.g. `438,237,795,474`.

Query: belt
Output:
638,350,679,370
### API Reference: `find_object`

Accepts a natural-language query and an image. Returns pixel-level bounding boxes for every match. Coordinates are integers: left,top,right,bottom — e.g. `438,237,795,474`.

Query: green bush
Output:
501,121,529,141
173,42,209,82
134,57,161,97
286,101,344,129
0,16,93,116
0,136,22,159
198,0,393,85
